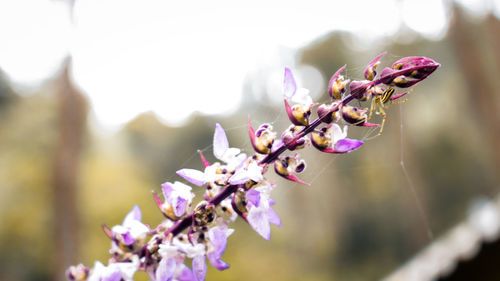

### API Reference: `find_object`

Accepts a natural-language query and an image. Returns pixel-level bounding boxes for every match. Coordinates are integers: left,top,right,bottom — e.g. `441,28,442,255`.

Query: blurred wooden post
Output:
486,14,500,78
53,57,87,281
449,5,500,177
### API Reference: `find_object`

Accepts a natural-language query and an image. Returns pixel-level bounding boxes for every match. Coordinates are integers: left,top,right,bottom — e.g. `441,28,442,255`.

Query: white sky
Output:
0,0,489,129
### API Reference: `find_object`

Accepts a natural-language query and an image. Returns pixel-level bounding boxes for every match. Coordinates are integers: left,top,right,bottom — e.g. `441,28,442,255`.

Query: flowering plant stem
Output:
66,53,440,281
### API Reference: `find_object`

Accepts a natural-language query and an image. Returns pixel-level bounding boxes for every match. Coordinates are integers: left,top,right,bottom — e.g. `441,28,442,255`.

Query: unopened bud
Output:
328,65,349,99
317,102,340,123
364,52,386,81
341,105,367,125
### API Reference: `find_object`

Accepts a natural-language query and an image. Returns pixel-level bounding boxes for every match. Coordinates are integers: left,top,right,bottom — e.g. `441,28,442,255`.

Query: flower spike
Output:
67,52,440,281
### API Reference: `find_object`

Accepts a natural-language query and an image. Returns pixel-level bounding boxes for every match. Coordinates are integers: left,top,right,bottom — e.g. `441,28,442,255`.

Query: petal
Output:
207,251,230,271
334,138,364,153
213,123,229,161
206,227,230,270
246,189,261,207
267,207,281,227
174,197,187,217
161,182,174,200
291,88,312,105
104,271,122,281
247,205,271,240
330,123,345,144
208,227,228,257
127,220,150,239
246,162,264,182
115,259,140,281
192,255,207,281
176,264,196,281
228,169,250,185
87,261,105,281
283,67,297,99
229,162,263,185
121,232,136,245
123,205,142,225
176,169,205,186
156,257,176,281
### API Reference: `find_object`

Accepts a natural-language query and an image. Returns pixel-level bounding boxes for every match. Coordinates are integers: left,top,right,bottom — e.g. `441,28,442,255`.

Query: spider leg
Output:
391,98,408,105
376,100,387,136
367,96,378,121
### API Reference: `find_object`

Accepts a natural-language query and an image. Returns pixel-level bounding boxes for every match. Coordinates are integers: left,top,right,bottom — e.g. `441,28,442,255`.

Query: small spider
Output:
367,87,409,135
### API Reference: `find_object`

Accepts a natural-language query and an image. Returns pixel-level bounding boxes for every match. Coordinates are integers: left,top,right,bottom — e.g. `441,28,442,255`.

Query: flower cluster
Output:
66,53,439,281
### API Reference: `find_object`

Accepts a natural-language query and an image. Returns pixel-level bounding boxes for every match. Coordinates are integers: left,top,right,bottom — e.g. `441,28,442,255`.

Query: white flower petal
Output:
291,87,312,105
213,123,229,160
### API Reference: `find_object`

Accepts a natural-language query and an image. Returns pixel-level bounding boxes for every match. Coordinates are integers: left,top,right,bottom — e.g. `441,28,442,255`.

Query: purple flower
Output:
228,160,263,185
283,68,314,126
273,153,308,185
177,124,246,186
87,258,139,281
246,184,281,240
111,205,149,246
155,241,200,281
213,123,247,170
206,224,233,270
158,181,195,219
66,264,89,281
311,124,364,154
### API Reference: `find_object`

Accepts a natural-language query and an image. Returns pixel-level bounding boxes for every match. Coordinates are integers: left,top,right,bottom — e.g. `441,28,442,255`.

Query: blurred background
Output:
0,0,499,280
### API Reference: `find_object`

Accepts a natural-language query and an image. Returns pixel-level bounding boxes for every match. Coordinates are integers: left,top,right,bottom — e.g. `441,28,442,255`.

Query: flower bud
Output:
285,99,312,126
328,64,349,100
349,80,371,100
364,52,386,81
194,201,216,226
274,154,308,185
66,264,89,281
380,56,440,88
282,125,308,150
310,126,332,150
248,122,276,154
317,102,340,123
341,105,367,125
